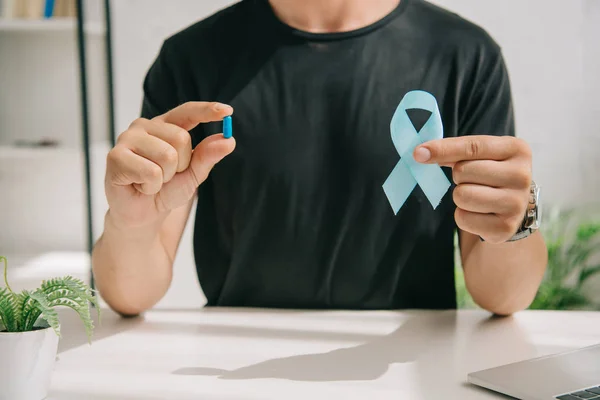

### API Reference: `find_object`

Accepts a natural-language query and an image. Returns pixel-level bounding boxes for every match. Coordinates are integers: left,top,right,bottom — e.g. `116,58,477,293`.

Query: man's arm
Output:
414,135,548,316
427,44,546,315
92,102,235,317
459,229,547,315
92,198,194,316
92,35,236,316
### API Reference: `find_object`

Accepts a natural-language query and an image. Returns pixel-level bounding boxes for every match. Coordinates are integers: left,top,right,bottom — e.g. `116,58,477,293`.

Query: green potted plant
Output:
0,256,99,400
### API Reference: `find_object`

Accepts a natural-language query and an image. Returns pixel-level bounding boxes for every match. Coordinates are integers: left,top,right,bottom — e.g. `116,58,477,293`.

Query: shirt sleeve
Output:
458,50,516,138
140,41,181,120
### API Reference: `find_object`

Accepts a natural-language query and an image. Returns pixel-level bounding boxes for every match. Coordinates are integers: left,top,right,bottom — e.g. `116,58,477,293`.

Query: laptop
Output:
468,343,600,400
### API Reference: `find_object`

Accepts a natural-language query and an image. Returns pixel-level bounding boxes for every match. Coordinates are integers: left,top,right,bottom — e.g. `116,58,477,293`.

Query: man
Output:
92,0,547,316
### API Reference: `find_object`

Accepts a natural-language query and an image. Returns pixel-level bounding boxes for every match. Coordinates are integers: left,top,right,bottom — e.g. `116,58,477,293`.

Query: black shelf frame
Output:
75,0,116,290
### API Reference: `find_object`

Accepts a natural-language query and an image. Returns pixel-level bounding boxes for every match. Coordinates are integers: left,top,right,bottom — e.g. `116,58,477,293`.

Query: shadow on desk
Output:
171,311,527,388
172,311,437,381
166,311,533,398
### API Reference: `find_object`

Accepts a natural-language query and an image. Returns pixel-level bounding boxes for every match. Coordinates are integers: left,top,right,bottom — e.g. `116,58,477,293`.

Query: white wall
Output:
110,0,236,136
582,0,600,199
0,31,81,147
429,0,599,207
0,144,109,254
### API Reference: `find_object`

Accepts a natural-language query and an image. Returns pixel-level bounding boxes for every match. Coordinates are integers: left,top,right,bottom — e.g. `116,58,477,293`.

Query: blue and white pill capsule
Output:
223,116,232,139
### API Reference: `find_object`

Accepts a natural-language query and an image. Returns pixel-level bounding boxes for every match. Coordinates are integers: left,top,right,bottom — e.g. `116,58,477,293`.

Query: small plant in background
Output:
529,207,600,310
455,205,600,311
455,265,477,309
454,232,477,309
0,256,99,340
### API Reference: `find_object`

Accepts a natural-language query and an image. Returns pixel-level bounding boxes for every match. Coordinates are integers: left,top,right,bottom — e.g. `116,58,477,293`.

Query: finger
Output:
131,118,192,173
414,135,519,164
453,184,524,215
455,208,519,244
155,102,233,131
107,146,163,195
125,130,179,183
159,134,236,206
452,160,531,189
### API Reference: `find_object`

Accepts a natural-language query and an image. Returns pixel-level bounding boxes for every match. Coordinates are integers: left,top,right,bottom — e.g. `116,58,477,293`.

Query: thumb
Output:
187,133,236,185
157,134,235,210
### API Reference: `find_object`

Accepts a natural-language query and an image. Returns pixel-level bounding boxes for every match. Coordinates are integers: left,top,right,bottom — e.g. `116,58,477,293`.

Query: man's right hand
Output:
105,102,235,230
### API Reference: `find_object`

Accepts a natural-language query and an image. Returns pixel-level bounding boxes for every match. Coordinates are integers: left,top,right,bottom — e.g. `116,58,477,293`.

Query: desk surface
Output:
47,308,600,400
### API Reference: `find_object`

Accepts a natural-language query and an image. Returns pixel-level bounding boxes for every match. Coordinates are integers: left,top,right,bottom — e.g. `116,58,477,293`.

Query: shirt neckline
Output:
258,0,411,41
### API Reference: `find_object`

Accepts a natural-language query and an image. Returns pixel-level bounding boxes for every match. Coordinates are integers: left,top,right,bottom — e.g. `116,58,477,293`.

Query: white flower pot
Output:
0,322,59,400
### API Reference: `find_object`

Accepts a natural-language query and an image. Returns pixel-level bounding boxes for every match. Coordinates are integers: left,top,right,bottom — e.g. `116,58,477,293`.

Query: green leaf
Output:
42,276,98,306
576,224,600,242
50,297,94,342
59,276,101,313
454,266,477,309
1,256,13,293
17,291,35,330
0,288,10,331
578,264,600,287
19,290,45,332
28,290,61,337
39,277,98,342
0,288,22,332
530,284,588,310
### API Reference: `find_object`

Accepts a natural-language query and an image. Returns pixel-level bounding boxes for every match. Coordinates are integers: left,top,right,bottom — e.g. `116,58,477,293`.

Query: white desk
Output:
47,308,600,400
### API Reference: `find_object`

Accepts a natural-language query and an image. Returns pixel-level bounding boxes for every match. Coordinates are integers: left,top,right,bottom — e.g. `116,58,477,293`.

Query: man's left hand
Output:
414,135,532,244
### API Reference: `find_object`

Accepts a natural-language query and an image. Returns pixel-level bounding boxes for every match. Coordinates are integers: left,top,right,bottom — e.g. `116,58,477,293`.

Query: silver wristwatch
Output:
507,180,541,242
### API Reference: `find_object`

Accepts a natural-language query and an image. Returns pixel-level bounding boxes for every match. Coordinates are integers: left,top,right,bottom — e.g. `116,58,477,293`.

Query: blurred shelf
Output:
0,18,105,35
0,143,75,152
0,142,110,158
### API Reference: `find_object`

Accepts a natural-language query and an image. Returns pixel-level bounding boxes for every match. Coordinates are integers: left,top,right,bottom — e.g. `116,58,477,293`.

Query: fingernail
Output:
213,103,231,111
414,147,431,162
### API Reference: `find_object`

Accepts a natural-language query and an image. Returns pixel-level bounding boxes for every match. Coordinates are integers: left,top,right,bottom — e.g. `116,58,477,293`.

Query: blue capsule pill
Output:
223,116,232,139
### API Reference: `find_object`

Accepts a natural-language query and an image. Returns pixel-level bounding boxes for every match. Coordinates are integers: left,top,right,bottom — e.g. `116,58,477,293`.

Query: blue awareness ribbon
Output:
382,90,451,214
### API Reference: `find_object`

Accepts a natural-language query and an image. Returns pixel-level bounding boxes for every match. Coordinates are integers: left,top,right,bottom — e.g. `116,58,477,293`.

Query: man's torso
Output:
141,0,514,309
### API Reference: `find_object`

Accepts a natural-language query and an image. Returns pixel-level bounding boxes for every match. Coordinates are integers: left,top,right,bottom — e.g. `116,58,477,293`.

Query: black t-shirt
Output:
140,0,515,310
